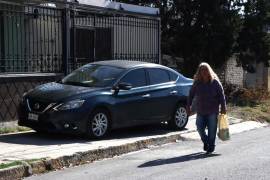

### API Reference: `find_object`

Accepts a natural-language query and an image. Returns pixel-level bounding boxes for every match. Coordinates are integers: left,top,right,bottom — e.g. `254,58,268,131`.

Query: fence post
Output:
158,17,161,65
0,11,5,72
62,5,70,75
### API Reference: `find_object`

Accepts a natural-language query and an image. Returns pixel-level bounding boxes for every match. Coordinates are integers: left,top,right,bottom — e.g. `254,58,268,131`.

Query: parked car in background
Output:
18,60,193,138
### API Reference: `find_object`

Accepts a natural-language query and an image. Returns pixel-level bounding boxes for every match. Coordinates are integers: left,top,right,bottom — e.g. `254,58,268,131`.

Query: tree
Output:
115,0,270,76
236,0,270,70
169,0,242,76
116,0,241,76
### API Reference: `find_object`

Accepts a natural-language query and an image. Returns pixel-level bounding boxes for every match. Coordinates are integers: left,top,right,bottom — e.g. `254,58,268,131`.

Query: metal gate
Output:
68,6,160,72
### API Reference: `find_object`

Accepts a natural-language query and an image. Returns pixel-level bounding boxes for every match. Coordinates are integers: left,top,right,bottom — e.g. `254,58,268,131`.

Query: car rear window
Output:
168,71,179,81
147,68,170,85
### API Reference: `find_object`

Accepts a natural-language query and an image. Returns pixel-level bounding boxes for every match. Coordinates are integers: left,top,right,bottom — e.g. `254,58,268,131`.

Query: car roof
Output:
91,60,163,69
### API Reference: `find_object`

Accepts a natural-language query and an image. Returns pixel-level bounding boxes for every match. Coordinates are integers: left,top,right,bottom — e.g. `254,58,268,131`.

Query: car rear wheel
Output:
168,104,188,130
86,109,111,139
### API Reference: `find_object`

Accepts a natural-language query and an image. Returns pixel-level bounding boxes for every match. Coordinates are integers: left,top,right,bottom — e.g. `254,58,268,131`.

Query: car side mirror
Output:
113,82,132,95
118,82,132,90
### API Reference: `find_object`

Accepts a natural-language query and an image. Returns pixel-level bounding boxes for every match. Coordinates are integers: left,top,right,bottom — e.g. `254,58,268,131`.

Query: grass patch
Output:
0,161,23,169
0,126,31,135
228,99,270,123
0,159,43,170
25,158,43,164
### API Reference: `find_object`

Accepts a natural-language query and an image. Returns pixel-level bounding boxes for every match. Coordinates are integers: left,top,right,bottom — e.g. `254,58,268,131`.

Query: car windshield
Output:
61,64,124,87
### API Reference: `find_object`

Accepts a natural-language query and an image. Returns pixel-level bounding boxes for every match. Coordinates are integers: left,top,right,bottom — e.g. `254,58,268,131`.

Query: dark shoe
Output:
203,143,209,151
206,145,215,154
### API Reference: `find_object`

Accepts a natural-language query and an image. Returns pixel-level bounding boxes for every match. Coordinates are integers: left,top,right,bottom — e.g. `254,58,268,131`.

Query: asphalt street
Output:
26,126,270,180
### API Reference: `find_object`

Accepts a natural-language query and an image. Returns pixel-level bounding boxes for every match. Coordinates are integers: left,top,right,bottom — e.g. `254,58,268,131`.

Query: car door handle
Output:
170,90,178,95
142,94,151,98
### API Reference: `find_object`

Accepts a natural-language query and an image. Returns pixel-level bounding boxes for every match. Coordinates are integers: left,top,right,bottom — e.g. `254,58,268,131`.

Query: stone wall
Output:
223,57,269,91
224,57,244,87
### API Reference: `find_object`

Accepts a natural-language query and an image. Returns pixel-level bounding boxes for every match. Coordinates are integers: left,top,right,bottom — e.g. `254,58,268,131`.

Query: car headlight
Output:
22,92,27,102
22,89,33,102
53,99,85,111
23,92,28,97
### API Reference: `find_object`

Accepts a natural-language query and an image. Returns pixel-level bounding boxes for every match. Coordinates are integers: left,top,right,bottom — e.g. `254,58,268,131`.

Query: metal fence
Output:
68,4,160,72
69,12,160,71
0,0,160,123
0,0,160,74
0,2,63,73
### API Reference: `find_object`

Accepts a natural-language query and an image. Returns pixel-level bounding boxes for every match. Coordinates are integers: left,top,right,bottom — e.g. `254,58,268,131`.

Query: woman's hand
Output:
220,109,227,115
186,106,192,116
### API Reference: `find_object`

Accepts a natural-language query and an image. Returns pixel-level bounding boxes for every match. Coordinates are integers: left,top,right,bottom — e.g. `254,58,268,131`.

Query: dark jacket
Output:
187,79,226,115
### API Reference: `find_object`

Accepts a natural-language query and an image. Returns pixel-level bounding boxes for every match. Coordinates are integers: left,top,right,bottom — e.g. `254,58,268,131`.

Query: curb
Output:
0,131,194,180
1,120,267,180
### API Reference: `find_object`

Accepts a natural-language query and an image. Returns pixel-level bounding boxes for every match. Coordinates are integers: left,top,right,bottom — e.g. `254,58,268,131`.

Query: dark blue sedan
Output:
18,60,193,138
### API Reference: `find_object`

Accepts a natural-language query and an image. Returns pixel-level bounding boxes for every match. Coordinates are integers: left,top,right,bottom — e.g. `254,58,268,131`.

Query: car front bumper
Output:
17,102,89,135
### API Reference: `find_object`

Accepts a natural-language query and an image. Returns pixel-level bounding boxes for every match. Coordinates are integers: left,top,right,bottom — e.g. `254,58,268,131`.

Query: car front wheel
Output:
86,109,111,139
169,104,188,130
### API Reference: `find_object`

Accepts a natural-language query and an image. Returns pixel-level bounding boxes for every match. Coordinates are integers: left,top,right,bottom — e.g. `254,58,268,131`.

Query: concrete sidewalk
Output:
0,115,267,180
0,115,198,164
0,115,265,164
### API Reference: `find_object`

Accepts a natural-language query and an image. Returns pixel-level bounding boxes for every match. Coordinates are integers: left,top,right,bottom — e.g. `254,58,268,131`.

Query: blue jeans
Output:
196,113,218,147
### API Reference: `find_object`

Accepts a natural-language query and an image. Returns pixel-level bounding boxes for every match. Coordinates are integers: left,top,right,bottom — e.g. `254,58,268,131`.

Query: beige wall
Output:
244,62,265,89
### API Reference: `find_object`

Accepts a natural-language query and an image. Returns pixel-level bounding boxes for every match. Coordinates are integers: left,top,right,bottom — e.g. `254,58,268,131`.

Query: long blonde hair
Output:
193,62,220,83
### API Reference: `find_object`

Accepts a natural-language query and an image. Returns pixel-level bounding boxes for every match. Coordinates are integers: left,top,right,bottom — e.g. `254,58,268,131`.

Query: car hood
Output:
27,82,104,102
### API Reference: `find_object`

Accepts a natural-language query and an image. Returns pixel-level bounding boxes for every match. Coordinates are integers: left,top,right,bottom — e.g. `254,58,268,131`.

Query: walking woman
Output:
187,62,227,154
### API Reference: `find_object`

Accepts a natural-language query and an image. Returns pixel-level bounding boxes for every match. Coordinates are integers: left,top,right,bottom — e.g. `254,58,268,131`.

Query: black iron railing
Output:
0,2,63,73
0,0,160,123
0,0,160,74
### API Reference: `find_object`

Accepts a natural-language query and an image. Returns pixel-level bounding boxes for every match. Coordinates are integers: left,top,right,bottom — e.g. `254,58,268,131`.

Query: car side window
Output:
148,68,170,85
168,71,179,81
120,68,147,88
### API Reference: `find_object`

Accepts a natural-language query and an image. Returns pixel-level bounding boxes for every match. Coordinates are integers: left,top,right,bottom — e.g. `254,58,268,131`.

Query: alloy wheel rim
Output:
92,113,108,137
175,107,187,128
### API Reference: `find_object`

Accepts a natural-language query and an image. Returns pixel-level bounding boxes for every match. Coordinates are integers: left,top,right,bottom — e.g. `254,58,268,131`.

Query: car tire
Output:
168,103,189,130
86,109,111,139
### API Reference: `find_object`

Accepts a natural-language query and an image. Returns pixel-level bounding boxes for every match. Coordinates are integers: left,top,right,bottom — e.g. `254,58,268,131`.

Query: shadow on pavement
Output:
106,124,186,140
0,132,88,146
0,124,186,146
138,152,221,168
